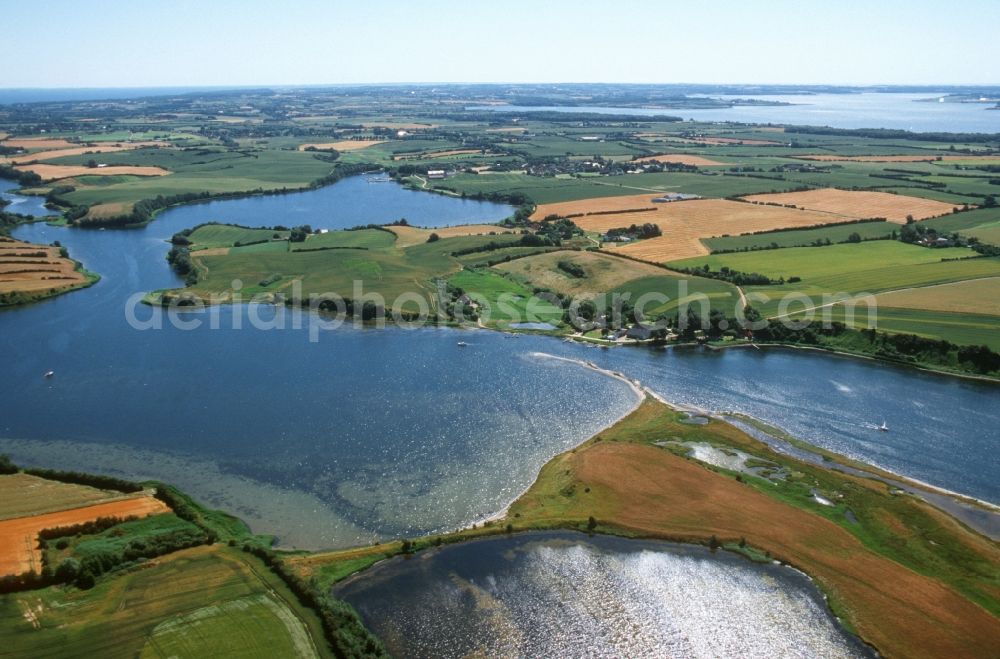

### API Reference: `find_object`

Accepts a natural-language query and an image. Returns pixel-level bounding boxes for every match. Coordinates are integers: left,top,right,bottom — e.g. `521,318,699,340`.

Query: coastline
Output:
524,347,1000,539
478,352,647,525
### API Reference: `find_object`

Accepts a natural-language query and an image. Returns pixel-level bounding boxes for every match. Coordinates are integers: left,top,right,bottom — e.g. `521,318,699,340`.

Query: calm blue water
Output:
0,179,58,217
1,176,997,548
156,175,513,229
334,531,872,658
0,87,240,105
470,93,1000,133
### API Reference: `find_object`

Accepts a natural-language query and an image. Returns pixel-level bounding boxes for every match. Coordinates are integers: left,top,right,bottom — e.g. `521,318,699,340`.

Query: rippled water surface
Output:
1,175,997,550
0,179,58,217
334,532,872,658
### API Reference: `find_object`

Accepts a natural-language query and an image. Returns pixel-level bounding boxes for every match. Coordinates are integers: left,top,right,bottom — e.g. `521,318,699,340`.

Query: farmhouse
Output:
427,170,446,179
652,193,700,203
626,325,654,340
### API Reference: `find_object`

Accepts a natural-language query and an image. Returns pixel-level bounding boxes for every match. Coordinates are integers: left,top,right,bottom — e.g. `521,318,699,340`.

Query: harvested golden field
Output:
1,138,77,150
742,188,958,222
14,164,169,182
393,148,483,160
297,139,386,152
532,193,671,221
0,494,169,576
0,474,133,521
631,153,727,166
494,249,666,297
873,277,1000,315
3,141,168,165
509,399,1000,659
0,238,89,294
83,202,133,220
387,223,513,247
535,196,843,263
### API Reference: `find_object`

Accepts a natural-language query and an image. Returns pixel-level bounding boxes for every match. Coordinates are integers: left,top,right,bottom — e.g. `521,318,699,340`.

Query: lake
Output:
1,175,997,549
0,179,59,217
469,93,1000,133
333,531,873,658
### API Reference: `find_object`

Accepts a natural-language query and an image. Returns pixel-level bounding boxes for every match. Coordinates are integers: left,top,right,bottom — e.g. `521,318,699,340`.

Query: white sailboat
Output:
878,420,889,432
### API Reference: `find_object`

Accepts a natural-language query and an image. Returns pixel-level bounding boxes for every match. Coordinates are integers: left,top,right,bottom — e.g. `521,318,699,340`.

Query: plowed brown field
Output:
0,495,169,576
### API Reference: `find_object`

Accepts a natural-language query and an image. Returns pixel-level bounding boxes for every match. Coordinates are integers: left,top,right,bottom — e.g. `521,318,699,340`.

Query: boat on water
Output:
43,370,55,378
457,341,468,347
878,420,889,432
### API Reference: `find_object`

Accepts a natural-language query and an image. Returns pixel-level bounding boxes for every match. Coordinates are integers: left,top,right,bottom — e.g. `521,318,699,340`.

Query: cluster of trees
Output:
536,217,581,243
42,517,208,590
898,222,1000,255
499,204,535,228
289,225,312,242
0,510,209,594
557,260,586,278
240,543,387,657
21,467,143,493
285,295,387,321
674,264,790,286
712,231,897,254
0,454,17,474
605,223,661,240
744,316,1000,375
166,245,196,284
784,125,1000,144
0,164,42,187
449,233,559,256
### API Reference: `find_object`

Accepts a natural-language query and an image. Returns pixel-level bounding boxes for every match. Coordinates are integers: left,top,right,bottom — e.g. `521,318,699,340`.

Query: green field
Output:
669,242,1000,341
0,546,325,659
434,170,802,204
823,306,1000,351
609,274,739,316
922,207,1000,230
47,513,203,565
702,221,897,252
55,150,336,208
671,241,983,289
186,224,288,250
291,229,396,251
448,269,563,326
180,227,530,305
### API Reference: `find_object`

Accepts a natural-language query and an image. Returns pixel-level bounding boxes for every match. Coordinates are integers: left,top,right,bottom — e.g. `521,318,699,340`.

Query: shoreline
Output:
478,352,647,525
521,347,1000,539
714,340,1000,385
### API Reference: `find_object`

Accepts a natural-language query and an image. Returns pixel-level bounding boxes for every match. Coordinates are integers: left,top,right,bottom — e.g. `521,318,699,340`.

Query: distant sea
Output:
0,87,239,104
470,92,1000,133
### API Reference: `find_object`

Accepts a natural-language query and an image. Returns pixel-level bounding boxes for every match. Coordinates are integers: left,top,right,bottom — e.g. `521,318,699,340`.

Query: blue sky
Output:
1,0,997,88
